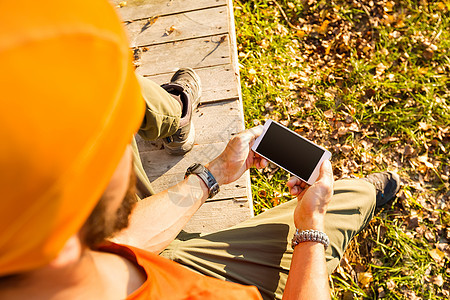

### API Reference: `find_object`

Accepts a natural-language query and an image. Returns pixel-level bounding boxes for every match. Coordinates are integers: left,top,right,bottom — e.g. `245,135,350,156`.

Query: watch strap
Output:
185,163,220,199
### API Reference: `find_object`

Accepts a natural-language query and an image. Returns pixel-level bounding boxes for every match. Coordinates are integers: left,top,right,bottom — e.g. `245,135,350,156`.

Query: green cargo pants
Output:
134,76,377,300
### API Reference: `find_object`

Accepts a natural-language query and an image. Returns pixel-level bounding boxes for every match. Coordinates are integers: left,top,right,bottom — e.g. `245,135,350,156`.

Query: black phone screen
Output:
254,122,325,180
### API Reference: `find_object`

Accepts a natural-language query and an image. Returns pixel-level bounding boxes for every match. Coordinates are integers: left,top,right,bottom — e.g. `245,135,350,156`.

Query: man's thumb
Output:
318,160,333,183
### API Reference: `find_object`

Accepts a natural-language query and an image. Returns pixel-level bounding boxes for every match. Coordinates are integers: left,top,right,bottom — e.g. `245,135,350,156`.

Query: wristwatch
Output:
185,163,220,199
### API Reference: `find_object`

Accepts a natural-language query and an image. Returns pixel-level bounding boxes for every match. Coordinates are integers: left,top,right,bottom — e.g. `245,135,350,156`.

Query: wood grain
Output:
143,65,239,104
135,34,231,75
112,0,227,21
125,6,228,47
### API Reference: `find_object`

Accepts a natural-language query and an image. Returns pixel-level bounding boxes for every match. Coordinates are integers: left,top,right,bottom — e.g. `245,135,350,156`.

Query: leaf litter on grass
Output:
235,0,449,298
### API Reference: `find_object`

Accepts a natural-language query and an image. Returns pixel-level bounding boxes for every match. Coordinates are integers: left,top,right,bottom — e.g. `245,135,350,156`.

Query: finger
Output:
290,185,299,196
248,125,264,145
317,160,333,183
248,125,264,138
260,158,268,168
299,180,308,189
287,176,301,188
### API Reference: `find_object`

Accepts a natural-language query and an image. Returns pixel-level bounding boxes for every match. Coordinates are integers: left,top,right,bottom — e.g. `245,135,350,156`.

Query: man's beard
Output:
81,169,137,249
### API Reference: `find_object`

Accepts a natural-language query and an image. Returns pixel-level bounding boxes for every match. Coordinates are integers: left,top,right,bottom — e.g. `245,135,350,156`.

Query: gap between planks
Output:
112,0,227,22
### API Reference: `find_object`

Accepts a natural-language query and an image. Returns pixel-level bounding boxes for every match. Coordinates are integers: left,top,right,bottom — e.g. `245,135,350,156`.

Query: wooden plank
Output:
114,0,255,232
184,197,252,233
125,6,228,47
135,34,231,75
140,142,225,180
143,65,239,104
112,0,227,21
136,100,243,152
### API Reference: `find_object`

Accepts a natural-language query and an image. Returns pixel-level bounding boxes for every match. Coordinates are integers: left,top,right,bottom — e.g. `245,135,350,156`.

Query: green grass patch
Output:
235,0,449,298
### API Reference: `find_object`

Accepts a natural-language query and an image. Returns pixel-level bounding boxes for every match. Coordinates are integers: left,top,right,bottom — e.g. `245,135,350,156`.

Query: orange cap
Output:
0,0,145,275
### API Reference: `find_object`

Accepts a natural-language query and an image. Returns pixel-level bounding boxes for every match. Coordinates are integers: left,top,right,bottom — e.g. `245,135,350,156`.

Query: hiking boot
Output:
362,171,401,207
161,68,201,155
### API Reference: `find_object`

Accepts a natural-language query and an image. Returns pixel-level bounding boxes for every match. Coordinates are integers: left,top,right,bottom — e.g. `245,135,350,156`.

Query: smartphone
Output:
252,119,331,185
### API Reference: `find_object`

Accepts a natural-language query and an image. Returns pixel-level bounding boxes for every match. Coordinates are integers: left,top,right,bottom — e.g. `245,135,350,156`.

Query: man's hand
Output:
282,160,334,300
206,126,268,185
286,160,334,231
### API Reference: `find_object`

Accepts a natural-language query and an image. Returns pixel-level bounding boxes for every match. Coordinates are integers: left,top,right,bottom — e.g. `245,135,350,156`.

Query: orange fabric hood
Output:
0,0,145,275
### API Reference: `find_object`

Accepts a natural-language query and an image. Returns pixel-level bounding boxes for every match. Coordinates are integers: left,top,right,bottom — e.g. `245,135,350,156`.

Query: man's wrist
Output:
295,213,326,232
205,159,226,186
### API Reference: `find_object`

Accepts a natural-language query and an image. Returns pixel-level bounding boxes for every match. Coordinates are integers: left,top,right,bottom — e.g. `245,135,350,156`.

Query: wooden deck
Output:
112,0,253,232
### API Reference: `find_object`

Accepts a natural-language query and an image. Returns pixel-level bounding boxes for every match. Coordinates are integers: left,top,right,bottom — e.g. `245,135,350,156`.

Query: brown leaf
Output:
386,279,396,290
431,274,444,287
348,122,360,132
280,120,289,127
407,216,420,229
323,109,334,119
340,144,352,154
361,139,374,150
425,231,435,241
423,48,434,60
403,145,415,157
376,62,387,76
377,287,386,298
381,136,399,144
258,190,267,198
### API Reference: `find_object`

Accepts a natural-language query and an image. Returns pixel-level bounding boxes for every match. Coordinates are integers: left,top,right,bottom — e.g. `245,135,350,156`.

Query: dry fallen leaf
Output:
429,248,445,263
164,25,176,36
431,274,444,287
386,279,396,290
340,144,352,154
316,20,330,35
419,122,432,131
381,136,400,144
357,272,373,287
418,155,435,169
323,109,334,119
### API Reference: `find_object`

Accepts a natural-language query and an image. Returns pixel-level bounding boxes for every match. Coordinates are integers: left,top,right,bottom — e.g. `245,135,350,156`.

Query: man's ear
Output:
48,235,83,269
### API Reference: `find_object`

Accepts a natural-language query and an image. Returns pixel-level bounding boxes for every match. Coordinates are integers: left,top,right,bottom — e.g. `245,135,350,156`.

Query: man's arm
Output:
283,160,334,300
112,126,267,253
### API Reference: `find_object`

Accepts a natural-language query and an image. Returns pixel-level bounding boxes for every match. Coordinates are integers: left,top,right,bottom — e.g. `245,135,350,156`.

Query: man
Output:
0,1,400,299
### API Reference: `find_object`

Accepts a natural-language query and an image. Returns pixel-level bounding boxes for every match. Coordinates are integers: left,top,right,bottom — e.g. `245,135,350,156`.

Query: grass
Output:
234,0,449,298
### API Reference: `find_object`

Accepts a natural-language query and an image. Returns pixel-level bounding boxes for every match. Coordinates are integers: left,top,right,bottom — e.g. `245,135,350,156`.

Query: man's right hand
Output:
286,160,334,231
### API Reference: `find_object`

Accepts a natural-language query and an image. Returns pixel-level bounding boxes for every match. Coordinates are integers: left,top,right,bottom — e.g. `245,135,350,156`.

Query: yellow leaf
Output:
117,1,127,8
316,20,330,35
358,272,373,287
429,248,445,262
296,30,305,38
418,67,428,74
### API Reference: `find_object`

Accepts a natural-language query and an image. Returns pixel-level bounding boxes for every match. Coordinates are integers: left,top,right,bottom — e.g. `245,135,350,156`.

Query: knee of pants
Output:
333,178,376,219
